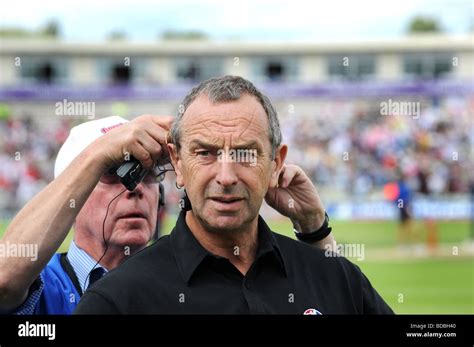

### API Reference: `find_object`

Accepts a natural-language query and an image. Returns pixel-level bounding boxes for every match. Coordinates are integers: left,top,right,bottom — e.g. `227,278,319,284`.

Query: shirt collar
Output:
170,211,287,285
67,240,108,293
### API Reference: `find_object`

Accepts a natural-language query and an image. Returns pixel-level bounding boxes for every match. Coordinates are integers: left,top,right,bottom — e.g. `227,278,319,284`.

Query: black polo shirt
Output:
74,212,393,314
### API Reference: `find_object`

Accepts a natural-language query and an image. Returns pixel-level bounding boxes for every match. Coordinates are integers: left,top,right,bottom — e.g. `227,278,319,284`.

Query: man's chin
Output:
113,229,151,248
202,214,248,234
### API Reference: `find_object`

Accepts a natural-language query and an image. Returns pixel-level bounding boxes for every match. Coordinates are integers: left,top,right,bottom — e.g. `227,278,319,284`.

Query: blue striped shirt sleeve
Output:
13,274,44,315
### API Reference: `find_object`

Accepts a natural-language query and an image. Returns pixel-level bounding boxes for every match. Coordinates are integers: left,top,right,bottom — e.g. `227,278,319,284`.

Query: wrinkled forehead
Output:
181,93,270,146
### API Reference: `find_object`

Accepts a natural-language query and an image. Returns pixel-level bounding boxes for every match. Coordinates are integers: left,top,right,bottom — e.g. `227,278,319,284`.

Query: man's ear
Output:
167,143,185,187
269,144,288,189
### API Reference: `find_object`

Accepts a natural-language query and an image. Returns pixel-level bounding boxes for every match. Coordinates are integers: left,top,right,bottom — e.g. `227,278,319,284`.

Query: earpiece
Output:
180,190,192,211
158,182,165,208
153,182,166,242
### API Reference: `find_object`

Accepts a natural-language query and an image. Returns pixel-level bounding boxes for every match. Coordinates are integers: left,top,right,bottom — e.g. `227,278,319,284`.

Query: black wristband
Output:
294,212,332,242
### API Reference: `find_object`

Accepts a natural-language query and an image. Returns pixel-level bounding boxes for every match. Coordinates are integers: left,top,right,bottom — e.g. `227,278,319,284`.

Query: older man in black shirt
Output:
75,75,393,314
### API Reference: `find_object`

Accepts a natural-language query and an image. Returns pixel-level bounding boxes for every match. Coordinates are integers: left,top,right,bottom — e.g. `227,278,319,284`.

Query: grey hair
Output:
170,75,282,158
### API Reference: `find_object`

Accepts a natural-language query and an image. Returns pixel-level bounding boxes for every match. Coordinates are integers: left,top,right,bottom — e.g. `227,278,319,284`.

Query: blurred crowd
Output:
280,96,472,198
0,95,472,216
0,116,73,215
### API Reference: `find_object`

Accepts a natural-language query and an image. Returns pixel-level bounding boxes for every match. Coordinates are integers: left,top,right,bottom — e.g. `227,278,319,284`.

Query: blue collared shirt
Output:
14,240,107,315
67,241,108,294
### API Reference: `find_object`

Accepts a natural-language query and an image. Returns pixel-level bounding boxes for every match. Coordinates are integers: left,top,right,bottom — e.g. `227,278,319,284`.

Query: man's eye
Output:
196,150,211,157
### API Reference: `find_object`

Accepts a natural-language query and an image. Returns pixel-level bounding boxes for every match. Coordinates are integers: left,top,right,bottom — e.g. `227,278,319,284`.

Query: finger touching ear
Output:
167,143,185,187
269,144,288,188
151,115,174,129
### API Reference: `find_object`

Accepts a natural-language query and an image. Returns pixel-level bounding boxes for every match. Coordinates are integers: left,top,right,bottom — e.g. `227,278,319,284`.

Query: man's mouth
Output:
210,196,244,203
209,196,244,211
118,212,147,220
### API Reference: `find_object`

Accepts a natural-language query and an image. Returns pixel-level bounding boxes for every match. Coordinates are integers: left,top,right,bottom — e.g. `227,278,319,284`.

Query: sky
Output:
0,0,472,41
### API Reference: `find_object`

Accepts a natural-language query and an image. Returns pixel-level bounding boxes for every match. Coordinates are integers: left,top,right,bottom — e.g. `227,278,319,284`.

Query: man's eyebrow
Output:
188,139,220,150
232,140,262,150
188,139,263,151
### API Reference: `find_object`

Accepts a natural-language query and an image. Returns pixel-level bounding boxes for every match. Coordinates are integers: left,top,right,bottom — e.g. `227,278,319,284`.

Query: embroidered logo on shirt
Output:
101,123,124,134
303,308,322,315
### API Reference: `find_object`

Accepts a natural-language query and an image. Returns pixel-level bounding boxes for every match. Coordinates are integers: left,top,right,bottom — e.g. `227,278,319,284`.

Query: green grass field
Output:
1,218,472,314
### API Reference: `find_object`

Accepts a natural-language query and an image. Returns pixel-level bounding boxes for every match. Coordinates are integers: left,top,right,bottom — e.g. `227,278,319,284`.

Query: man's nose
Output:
125,182,145,198
215,160,238,187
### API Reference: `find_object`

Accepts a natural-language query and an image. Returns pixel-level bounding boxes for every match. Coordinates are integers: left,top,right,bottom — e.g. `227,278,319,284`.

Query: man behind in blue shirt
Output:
0,115,172,314
0,113,335,314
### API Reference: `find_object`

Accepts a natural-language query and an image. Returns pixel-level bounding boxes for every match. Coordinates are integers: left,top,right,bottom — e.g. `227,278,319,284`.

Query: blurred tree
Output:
0,28,32,37
161,30,207,40
107,31,127,41
407,16,442,33
0,104,11,120
41,19,61,37
0,19,61,38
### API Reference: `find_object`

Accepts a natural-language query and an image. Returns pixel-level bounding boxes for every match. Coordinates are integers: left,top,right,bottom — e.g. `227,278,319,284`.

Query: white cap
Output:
54,116,129,178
